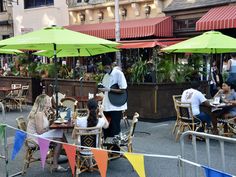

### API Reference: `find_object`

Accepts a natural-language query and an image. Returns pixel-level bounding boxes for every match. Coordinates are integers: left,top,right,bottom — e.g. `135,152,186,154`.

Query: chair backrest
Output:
16,116,27,131
11,83,22,96
128,112,139,138
175,100,194,122
53,92,66,103
76,108,88,117
20,85,29,98
172,95,182,112
73,126,102,148
61,97,78,112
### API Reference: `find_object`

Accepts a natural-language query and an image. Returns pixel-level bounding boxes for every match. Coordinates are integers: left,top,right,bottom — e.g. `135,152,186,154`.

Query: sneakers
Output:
52,165,68,172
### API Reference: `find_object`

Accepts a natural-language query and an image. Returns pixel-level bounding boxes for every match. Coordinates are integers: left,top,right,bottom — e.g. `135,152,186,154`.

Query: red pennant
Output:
63,143,77,176
91,148,108,177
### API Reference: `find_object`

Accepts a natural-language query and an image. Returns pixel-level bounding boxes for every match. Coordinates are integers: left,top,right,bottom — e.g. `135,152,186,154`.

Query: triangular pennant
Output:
11,130,27,160
38,137,50,169
63,143,76,176
203,166,233,177
91,148,108,177
124,153,146,177
0,124,6,145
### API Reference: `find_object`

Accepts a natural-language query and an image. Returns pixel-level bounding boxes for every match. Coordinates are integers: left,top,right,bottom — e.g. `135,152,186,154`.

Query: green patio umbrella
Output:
0,49,23,54
0,26,119,117
162,31,236,53
33,48,118,58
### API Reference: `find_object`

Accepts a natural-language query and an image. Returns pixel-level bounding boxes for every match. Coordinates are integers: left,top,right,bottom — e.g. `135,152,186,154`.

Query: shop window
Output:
174,18,199,32
24,0,54,9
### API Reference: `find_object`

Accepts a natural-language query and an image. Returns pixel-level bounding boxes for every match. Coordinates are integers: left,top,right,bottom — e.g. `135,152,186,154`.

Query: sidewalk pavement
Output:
1,106,236,177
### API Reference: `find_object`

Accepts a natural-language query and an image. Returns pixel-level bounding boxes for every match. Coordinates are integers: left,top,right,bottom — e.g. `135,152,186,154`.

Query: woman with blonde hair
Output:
27,94,67,172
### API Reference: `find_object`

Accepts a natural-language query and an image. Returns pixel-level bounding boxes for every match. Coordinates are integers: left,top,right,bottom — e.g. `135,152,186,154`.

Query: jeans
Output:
195,112,211,127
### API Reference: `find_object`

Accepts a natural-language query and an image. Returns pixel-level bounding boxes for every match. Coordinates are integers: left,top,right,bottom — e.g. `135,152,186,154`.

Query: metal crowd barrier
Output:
0,102,21,177
180,131,236,177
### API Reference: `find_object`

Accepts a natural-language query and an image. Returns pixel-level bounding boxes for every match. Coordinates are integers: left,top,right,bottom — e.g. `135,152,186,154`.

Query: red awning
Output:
65,17,173,39
118,38,187,49
196,5,236,31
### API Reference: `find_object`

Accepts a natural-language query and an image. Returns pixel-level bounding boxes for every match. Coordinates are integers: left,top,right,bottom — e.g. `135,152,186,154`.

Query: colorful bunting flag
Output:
203,166,233,177
91,148,108,177
0,124,6,145
124,153,146,177
11,130,26,160
63,143,76,176
38,137,50,169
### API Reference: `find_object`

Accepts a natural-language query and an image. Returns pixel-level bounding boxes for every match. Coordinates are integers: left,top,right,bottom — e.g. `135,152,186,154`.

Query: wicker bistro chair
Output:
172,95,182,135
73,126,102,177
6,85,29,112
174,100,202,141
16,117,54,175
103,112,139,160
16,116,40,175
60,97,78,112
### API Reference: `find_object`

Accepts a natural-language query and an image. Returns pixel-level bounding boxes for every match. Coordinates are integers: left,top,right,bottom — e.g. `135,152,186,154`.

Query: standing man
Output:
98,57,127,141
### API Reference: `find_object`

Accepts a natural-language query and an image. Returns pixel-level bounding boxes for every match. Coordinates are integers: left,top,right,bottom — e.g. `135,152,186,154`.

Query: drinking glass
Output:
59,111,67,122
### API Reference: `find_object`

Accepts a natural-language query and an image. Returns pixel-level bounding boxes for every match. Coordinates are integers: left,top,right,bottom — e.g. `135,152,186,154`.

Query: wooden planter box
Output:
42,78,208,120
43,78,97,98
126,81,208,120
0,76,42,104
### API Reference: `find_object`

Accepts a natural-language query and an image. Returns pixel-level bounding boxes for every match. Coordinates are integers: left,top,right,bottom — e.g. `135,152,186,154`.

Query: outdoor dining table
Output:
0,86,21,101
201,100,234,133
49,120,74,130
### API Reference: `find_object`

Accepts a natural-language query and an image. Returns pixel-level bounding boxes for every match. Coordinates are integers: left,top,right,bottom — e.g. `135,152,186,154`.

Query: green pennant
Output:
0,124,6,145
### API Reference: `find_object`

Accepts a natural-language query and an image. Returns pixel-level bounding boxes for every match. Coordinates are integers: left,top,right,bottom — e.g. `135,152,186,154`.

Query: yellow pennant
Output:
124,153,146,177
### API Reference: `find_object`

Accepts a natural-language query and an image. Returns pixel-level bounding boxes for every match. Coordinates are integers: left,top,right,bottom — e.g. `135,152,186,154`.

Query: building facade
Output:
12,0,69,36
0,0,14,39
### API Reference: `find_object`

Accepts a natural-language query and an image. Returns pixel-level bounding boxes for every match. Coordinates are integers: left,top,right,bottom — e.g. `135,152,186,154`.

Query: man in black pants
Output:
98,57,127,151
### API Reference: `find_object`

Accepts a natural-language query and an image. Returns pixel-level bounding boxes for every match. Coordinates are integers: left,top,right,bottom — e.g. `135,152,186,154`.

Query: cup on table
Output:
213,97,220,104
59,111,67,122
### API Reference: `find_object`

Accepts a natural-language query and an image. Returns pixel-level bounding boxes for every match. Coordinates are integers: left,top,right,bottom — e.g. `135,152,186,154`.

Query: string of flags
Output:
0,123,235,177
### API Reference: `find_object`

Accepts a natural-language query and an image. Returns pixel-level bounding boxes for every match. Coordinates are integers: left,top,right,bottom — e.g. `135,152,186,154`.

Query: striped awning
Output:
118,38,187,49
65,17,173,39
196,5,236,31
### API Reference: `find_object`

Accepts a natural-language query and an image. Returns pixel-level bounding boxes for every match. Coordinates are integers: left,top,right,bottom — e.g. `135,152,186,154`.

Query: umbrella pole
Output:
53,44,59,118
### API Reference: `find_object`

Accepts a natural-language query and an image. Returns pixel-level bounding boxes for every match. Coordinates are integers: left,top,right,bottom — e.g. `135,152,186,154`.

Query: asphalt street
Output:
0,106,236,177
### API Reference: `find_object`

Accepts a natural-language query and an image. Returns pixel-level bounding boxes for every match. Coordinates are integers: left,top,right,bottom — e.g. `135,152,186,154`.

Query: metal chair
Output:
14,85,29,111
73,126,102,177
174,100,202,141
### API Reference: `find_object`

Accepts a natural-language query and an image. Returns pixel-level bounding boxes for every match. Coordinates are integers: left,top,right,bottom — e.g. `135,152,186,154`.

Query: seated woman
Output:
27,94,68,172
73,98,109,131
214,81,236,119
72,98,109,169
213,81,236,134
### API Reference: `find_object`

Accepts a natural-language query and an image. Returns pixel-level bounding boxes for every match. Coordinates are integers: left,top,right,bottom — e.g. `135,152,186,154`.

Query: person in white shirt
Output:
181,82,212,129
98,57,127,141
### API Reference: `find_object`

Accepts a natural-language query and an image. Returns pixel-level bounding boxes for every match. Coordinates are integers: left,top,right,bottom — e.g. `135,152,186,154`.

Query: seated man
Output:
181,82,212,131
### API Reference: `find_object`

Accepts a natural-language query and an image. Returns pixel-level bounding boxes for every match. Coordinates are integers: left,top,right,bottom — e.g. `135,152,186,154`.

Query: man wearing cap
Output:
98,57,127,142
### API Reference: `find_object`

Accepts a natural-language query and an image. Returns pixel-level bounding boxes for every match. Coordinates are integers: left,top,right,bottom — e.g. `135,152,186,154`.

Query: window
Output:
24,0,54,9
174,18,199,32
0,0,6,12
2,35,10,39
